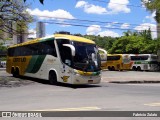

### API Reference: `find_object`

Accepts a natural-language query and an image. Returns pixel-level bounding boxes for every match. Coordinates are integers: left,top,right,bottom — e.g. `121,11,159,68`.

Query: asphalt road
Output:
0,70,160,119
0,81,160,111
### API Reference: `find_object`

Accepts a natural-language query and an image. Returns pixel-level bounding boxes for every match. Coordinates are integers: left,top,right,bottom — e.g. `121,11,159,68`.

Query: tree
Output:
123,30,139,37
83,35,116,52
138,28,152,41
0,0,32,40
109,34,155,54
142,0,160,38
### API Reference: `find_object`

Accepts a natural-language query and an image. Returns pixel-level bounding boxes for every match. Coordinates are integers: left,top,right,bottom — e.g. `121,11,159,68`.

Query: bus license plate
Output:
88,80,93,83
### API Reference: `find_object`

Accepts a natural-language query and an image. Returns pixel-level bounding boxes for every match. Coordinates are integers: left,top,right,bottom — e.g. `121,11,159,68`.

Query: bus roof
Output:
129,54,157,56
108,54,123,56
54,34,95,44
9,34,95,48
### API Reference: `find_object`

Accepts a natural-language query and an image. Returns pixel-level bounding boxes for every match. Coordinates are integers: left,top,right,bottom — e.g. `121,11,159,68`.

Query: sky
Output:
26,0,157,39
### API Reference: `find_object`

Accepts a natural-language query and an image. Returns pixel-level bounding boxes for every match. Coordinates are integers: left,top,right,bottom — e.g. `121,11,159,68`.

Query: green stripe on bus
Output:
40,37,54,42
30,55,46,73
135,61,142,64
134,61,149,64
26,55,46,73
26,56,39,73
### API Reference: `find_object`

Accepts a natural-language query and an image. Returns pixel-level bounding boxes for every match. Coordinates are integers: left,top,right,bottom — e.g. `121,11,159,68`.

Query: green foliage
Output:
109,32,159,54
0,57,6,61
142,0,160,22
0,0,33,41
0,43,7,51
80,29,160,54
0,44,7,60
84,35,116,51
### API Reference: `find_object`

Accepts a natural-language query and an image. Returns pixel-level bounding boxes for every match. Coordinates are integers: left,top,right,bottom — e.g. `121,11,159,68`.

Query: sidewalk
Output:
0,68,6,71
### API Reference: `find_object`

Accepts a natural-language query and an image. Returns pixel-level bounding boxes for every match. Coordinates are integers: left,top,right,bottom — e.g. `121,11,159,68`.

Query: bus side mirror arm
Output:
98,48,107,60
62,44,75,56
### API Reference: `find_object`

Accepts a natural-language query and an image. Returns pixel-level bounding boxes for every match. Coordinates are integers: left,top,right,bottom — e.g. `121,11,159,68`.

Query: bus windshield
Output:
72,41,101,72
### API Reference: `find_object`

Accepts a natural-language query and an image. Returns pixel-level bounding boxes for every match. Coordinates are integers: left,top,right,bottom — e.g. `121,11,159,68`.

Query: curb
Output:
109,81,160,84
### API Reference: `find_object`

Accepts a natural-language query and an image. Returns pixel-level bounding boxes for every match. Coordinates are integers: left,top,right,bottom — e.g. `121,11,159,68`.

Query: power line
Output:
33,15,155,29
42,21,157,32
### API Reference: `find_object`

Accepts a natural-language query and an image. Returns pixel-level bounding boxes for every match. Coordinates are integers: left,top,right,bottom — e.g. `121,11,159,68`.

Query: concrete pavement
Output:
102,70,160,83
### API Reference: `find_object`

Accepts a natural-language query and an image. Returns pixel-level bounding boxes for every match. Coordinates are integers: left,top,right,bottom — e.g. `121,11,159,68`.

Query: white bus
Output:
130,54,159,71
6,34,105,85
0,61,6,68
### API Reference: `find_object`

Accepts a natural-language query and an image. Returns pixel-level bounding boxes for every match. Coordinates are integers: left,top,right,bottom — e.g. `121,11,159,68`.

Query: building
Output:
36,22,45,38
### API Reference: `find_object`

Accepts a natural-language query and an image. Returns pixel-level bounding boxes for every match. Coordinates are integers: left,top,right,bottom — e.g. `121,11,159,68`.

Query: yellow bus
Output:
6,34,104,85
106,54,132,71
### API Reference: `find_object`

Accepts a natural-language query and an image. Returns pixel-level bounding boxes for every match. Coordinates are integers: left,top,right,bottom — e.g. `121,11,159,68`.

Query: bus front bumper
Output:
73,74,101,84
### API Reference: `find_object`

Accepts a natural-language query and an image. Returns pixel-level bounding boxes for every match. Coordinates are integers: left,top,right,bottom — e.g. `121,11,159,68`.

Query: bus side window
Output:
45,40,57,57
8,48,14,56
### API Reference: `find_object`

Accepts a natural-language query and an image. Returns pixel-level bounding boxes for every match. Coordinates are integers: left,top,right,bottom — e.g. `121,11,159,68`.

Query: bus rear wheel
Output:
111,66,115,71
49,71,57,85
12,67,19,77
137,66,141,71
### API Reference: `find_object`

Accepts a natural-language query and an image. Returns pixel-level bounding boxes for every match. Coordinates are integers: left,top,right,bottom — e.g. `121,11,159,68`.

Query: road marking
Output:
33,106,101,111
144,102,160,107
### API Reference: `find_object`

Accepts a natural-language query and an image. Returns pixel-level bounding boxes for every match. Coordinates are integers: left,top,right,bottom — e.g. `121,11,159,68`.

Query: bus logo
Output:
13,57,26,62
61,76,70,82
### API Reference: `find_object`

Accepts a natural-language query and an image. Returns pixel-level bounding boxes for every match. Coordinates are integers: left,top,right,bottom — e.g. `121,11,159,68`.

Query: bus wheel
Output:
137,66,141,71
11,67,15,77
108,67,111,71
13,67,19,77
132,66,136,71
111,66,115,71
15,68,19,77
49,71,57,85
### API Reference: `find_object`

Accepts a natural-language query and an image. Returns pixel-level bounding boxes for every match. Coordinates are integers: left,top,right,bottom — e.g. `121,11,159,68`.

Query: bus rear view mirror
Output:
98,48,107,61
62,44,75,56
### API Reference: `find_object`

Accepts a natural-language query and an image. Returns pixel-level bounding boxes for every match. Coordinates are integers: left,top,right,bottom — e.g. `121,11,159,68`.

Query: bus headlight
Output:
73,69,78,75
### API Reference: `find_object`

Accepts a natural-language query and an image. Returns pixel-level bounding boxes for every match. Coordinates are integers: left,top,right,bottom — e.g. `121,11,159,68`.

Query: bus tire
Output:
11,67,15,77
132,66,136,71
49,71,57,85
108,66,111,71
111,66,115,71
137,66,141,71
15,67,20,77
13,67,19,77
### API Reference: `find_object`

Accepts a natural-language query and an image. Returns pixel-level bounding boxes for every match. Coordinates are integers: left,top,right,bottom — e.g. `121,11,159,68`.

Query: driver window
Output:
56,39,72,66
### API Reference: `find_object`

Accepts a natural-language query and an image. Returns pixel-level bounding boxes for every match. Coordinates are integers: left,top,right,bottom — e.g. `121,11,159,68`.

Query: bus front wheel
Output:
49,71,57,85
132,66,136,71
108,66,111,71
